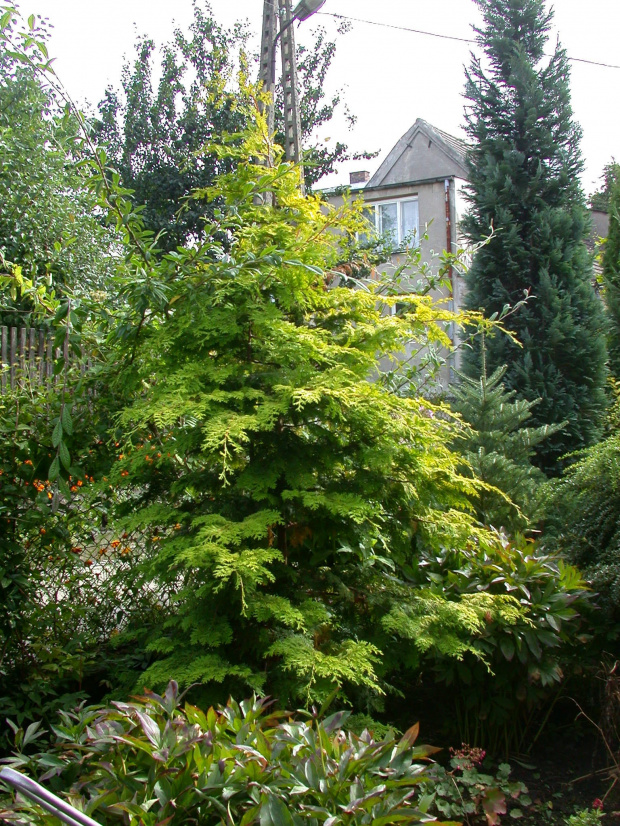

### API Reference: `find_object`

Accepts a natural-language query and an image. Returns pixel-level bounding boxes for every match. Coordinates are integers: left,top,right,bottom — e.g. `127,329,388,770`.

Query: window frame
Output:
362,197,420,248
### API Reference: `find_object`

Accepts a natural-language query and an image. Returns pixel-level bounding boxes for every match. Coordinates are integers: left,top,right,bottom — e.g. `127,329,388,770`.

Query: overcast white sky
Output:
34,0,620,194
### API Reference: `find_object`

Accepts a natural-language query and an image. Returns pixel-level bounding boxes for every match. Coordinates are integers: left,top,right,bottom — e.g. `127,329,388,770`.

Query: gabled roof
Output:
367,118,469,189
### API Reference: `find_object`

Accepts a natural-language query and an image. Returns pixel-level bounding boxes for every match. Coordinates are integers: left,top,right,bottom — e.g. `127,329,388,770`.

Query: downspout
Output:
445,178,456,381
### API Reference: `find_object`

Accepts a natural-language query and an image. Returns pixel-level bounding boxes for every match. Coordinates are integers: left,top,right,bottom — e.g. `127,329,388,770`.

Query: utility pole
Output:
278,0,303,170
258,0,326,193
258,0,278,138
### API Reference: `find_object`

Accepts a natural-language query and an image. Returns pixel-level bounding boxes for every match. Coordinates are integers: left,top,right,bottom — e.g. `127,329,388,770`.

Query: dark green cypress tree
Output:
462,0,607,474
602,165,620,378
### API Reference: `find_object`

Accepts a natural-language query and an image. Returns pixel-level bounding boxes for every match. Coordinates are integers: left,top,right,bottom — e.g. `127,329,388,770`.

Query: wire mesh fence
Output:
1,479,179,728
25,493,176,643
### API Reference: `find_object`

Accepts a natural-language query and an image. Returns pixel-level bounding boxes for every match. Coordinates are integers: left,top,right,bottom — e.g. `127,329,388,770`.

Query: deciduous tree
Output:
0,22,114,326
96,4,372,253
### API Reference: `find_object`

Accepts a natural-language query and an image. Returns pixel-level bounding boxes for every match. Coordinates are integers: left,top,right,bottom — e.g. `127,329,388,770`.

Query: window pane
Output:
357,206,375,245
401,200,419,245
379,203,398,242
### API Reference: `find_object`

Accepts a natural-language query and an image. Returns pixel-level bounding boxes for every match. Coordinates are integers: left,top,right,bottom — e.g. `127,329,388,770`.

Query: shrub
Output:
1,681,454,826
392,534,589,754
544,395,620,624
423,747,529,825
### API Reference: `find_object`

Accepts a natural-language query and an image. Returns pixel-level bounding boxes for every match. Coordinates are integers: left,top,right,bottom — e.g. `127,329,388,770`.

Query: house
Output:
324,118,470,384
325,118,610,386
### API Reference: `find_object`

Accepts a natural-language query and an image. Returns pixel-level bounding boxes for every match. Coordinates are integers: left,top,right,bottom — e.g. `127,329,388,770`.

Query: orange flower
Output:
110,540,121,548
24,459,33,466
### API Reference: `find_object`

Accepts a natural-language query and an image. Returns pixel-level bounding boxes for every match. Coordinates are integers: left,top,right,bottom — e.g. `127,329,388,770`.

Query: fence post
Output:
28,327,35,384
18,327,26,387
9,326,16,389
1,326,6,394
38,329,45,382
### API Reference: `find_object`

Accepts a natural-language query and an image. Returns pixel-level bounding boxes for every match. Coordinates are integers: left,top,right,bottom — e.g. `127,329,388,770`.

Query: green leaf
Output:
48,456,60,481
52,420,63,447
54,302,70,323
136,711,161,748
61,405,74,435
482,788,507,826
22,721,42,747
499,637,515,661
59,441,71,471
260,796,295,826
322,711,351,733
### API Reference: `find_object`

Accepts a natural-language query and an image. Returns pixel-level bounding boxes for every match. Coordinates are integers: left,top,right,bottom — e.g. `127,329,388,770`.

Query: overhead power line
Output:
317,12,620,70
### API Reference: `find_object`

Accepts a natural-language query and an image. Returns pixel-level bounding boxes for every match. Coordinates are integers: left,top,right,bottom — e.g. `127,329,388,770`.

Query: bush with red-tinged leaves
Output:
0,681,456,826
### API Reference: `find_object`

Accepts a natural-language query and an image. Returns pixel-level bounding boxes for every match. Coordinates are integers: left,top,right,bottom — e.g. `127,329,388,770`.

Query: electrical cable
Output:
316,11,620,70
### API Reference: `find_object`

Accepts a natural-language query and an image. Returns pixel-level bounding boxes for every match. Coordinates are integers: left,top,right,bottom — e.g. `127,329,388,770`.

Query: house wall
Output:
326,176,468,390
591,209,610,241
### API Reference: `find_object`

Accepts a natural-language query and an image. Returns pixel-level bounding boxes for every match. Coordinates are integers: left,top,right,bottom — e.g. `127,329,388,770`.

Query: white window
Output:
363,198,419,247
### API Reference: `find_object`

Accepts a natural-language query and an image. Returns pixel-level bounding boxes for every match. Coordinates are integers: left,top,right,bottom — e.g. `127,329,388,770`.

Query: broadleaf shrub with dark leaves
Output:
0,681,458,826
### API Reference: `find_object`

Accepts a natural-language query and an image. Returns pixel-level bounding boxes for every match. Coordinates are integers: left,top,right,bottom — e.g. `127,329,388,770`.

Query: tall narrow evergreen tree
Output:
462,0,607,474
602,164,620,378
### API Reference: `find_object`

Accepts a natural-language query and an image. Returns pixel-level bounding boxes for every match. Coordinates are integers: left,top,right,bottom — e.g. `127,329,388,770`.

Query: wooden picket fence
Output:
0,326,65,394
